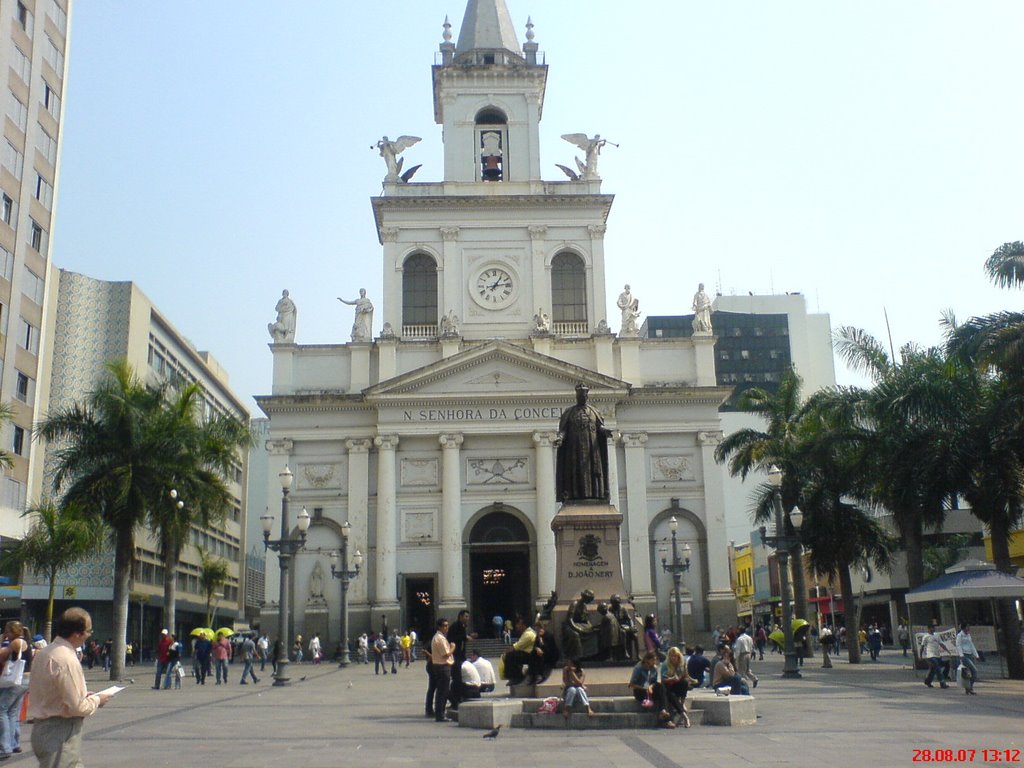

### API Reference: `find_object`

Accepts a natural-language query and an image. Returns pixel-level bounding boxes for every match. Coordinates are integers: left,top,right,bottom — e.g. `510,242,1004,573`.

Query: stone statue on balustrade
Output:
561,589,597,660
555,383,611,504
267,289,296,343
617,284,641,336
692,282,713,335
439,309,460,338
338,289,374,342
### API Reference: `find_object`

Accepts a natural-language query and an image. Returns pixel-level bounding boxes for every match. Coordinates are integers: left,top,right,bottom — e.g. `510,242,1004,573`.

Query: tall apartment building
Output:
20,270,250,645
0,0,71,541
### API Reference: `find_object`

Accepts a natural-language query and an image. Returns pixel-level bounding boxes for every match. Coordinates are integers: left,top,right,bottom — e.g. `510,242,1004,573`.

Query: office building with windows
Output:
0,0,70,555
20,270,250,646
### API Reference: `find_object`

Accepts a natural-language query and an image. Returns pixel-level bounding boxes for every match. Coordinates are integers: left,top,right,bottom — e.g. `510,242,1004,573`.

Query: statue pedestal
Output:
548,503,635,662
551,503,627,601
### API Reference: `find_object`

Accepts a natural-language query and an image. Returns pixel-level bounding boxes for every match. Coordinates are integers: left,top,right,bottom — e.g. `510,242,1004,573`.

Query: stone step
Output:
511,712,666,729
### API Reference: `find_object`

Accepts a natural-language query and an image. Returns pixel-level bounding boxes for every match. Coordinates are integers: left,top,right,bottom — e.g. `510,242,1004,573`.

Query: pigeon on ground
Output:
482,725,502,739
347,680,353,689
300,676,307,682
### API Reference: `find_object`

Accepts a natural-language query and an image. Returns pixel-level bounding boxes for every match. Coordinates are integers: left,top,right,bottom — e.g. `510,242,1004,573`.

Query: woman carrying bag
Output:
0,620,32,757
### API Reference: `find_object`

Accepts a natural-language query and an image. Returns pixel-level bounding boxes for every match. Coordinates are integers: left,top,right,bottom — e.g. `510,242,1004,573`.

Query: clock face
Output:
472,265,517,309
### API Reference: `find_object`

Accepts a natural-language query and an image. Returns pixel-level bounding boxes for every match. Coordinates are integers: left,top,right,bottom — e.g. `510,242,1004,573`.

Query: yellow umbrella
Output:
215,627,235,638
190,628,215,640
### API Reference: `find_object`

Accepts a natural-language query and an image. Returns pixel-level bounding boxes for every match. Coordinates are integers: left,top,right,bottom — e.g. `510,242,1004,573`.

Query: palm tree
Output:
795,388,896,664
715,369,810,623
36,359,175,681
834,331,964,597
3,500,105,640
0,402,15,471
199,549,230,627
151,383,252,634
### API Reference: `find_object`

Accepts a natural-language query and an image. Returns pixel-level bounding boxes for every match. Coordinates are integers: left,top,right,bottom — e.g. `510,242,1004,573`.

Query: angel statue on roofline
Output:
374,135,422,182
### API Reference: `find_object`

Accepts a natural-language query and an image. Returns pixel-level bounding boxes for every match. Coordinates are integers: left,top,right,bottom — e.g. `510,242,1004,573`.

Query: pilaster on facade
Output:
439,433,465,609
344,438,373,605
622,432,653,600
697,429,732,599
373,435,400,609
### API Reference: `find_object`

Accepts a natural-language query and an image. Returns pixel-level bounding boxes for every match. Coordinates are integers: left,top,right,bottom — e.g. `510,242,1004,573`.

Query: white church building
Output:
258,0,734,647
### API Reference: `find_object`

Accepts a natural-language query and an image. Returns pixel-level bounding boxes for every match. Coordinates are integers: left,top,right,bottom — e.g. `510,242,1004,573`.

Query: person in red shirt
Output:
153,629,173,690
212,636,231,684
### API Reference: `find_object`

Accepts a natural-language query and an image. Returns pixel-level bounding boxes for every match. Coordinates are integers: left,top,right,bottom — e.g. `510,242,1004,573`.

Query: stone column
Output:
345,438,372,605
373,435,400,611
698,430,734,631
439,433,465,610
532,431,558,597
439,226,459,317
350,344,371,391
622,432,654,604
607,431,621,512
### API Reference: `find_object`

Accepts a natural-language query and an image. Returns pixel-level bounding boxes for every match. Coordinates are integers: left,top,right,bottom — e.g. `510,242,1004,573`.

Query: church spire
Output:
455,0,522,62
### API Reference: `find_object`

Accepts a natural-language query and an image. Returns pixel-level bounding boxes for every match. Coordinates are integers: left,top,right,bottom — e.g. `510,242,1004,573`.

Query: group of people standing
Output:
424,611,496,723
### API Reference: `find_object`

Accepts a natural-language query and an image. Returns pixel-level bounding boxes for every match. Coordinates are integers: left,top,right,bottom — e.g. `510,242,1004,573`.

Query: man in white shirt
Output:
955,623,980,694
460,657,482,699
468,649,495,693
733,627,759,689
921,625,949,689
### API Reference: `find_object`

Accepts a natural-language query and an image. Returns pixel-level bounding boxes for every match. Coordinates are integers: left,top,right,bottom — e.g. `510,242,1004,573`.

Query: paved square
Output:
44,652,1023,767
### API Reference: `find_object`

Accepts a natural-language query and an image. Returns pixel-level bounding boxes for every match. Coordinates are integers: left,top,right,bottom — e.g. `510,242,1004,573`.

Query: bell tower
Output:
432,1,547,183
374,0,612,342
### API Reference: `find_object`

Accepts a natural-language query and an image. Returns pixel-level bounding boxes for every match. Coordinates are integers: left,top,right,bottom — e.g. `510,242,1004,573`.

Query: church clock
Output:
471,264,518,309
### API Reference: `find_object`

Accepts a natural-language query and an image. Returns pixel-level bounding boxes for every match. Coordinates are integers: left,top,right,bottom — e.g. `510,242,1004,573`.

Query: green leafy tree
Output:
150,383,252,634
199,549,230,627
37,359,174,681
715,369,810,622
3,500,105,640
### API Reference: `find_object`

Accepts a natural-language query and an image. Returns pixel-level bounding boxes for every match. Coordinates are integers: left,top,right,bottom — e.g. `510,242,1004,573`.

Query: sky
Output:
53,1,1024,414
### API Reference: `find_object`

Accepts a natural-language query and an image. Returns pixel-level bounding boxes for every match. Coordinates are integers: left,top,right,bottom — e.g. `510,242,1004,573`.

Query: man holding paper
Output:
28,607,114,766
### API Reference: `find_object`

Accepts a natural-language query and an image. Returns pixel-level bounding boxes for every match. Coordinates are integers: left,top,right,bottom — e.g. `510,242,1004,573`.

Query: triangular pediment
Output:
365,341,628,402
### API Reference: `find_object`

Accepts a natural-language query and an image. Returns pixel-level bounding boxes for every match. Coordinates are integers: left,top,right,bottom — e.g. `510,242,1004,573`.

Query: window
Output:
0,301,7,336
475,108,508,181
551,252,588,325
43,84,62,120
0,248,12,281
29,220,47,254
15,371,33,403
44,37,65,76
16,2,33,35
11,48,30,85
48,0,67,34
8,93,27,133
740,350,751,360
401,252,438,327
12,426,24,457
4,478,25,512
19,318,38,354
34,174,53,209
1,194,15,226
22,267,44,304
3,141,24,178
38,126,57,166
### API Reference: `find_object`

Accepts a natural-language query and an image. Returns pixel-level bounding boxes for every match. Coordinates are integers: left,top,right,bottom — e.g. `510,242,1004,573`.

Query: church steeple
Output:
455,0,522,62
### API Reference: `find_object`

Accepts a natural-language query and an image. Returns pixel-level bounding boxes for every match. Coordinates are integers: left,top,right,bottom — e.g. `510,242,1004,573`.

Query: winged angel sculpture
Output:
375,135,422,182
557,133,618,180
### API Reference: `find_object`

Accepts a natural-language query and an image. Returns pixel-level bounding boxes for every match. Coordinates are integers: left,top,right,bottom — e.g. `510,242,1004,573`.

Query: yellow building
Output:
732,543,754,623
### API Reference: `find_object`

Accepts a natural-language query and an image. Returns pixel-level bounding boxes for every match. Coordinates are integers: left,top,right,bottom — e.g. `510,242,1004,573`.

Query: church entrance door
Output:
404,576,436,643
467,510,532,638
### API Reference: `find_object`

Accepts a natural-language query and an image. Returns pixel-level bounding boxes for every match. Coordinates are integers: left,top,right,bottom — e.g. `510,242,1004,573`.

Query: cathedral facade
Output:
258,0,734,646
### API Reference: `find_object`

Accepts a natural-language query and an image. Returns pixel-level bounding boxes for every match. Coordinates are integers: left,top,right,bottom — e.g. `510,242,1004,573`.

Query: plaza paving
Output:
25,649,1023,768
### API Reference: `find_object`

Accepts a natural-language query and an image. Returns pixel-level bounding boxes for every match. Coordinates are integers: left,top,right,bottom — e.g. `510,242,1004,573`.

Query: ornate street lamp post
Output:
260,466,310,686
660,516,691,644
761,465,804,679
330,521,363,668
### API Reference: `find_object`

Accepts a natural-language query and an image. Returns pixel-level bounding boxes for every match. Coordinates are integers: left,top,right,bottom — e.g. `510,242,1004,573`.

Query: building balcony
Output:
402,324,438,340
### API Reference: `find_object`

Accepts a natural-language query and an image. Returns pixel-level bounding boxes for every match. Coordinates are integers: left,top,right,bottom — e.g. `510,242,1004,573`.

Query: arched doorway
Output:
467,508,532,638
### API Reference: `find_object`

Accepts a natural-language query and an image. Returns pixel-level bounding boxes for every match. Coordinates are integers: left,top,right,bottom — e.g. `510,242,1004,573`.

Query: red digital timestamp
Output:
912,749,1021,763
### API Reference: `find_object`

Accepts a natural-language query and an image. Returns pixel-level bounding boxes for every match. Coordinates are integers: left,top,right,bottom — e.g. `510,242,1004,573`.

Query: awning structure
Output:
905,567,1024,604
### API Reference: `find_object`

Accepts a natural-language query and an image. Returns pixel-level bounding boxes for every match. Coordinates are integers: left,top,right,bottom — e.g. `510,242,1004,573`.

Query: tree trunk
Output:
162,535,180,638
839,564,861,664
44,571,56,642
989,514,1024,679
109,529,134,681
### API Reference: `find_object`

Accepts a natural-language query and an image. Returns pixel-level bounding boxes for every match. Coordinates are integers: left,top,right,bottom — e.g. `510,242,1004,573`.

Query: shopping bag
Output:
0,649,25,687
